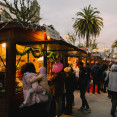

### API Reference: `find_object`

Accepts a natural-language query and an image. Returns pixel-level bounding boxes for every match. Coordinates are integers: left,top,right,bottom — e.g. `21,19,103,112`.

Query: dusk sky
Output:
7,0,117,49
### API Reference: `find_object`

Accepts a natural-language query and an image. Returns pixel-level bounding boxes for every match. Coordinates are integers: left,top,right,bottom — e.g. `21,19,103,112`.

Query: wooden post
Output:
27,52,29,63
44,50,47,69
6,30,16,117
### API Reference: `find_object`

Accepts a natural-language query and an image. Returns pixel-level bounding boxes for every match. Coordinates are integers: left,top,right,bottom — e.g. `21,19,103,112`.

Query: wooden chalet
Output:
0,21,85,117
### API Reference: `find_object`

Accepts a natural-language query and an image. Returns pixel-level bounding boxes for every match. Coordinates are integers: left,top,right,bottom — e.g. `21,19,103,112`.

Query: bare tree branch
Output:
2,0,41,23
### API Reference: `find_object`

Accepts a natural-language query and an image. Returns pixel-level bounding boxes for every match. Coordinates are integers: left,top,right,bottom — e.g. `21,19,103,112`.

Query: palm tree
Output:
73,5,103,47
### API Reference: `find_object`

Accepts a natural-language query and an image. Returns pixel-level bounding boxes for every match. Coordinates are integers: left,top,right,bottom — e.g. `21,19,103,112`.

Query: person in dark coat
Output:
64,67,76,115
50,70,65,117
100,64,108,93
85,63,91,93
91,62,101,94
77,62,91,113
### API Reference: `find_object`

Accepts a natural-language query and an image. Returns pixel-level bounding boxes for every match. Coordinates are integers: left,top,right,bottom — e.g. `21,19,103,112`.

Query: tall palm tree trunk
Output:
86,32,89,47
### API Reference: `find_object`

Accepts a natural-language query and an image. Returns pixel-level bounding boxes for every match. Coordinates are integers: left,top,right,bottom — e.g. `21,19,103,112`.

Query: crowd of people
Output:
18,61,117,117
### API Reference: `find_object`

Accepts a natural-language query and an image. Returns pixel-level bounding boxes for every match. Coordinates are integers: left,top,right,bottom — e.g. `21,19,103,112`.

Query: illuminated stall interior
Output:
0,43,6,94
0,21,82,117
67,50,87,68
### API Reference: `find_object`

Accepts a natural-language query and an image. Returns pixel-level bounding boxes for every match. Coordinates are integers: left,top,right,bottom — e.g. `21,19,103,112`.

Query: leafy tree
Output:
112,40,117,48
73,5,103,47
2,0,41,23
65,33,77,46
111,40,117,58
77,43,84,48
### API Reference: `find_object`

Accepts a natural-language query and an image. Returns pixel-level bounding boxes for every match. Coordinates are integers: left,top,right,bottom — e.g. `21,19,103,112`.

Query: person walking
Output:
85,63,91,93
64,67,76,115
91,62,101,94
77,61,91,113
100,64,108,93
105,64,117,117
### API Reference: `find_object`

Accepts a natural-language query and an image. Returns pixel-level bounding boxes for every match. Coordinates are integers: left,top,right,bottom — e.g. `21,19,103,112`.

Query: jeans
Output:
80,87,89,109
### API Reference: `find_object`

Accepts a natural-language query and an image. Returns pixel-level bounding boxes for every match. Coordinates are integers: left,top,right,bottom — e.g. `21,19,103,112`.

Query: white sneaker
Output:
78,107,85,111
84,108,91,113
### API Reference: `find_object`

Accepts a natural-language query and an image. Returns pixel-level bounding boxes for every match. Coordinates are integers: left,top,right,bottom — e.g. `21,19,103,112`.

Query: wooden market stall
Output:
90,54,103,67
67,49,87,68
0,21,79,117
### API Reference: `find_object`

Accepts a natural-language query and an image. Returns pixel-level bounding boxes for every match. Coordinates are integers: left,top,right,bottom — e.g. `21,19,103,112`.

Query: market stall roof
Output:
80,47,91,54
91,54,102,58
17,39,86,52
0,21,86,52
105,58,117,62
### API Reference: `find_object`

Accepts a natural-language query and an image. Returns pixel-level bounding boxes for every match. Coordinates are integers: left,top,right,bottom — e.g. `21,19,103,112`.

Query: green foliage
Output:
47,52,61,62
16,47,43,58
66,33,77,46
112,40,117,48
73,5,103,47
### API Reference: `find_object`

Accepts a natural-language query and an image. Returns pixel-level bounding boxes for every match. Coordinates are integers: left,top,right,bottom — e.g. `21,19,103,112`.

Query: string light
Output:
2,43,6,47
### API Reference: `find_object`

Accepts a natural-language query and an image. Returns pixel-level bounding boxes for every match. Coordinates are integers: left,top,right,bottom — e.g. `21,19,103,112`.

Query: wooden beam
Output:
6,30,16,117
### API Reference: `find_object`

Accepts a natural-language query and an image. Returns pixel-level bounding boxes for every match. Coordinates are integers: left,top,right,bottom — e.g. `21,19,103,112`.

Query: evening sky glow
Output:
2,0,117,49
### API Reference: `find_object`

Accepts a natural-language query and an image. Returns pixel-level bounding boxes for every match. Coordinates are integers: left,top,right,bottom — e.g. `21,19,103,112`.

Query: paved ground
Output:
62,90,117,117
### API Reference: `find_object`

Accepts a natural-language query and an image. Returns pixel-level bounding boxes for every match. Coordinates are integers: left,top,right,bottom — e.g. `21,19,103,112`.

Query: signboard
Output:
45,25,60,40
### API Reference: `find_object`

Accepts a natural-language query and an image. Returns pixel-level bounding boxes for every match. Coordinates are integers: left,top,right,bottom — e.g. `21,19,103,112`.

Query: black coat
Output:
78,67,87,89
65,72,76,93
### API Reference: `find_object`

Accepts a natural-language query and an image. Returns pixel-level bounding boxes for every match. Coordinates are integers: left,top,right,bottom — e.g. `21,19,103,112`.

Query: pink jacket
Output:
22,73,44,106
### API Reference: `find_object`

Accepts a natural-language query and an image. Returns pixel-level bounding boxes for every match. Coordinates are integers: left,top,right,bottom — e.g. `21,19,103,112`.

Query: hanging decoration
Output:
0,56,6,68
47,52,61,62
16,47,44,58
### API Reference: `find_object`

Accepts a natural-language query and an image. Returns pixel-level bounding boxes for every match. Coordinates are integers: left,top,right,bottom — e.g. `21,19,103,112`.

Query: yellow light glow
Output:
47,36,51,40
37,56,44,61
2,43,6,47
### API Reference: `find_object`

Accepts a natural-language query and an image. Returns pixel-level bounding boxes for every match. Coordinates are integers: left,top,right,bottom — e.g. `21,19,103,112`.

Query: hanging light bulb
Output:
37,56,44,61
2,43,6,47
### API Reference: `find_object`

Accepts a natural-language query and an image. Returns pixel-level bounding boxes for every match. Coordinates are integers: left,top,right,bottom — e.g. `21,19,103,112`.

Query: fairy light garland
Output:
16,47,44,58
47,52,61,61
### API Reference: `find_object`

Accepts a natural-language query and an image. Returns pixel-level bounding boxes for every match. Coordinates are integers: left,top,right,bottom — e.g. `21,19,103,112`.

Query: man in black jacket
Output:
77,62,91,113
91,62,101,94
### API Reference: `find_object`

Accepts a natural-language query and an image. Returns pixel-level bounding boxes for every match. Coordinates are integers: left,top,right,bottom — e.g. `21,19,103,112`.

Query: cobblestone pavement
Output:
62,90,117,117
